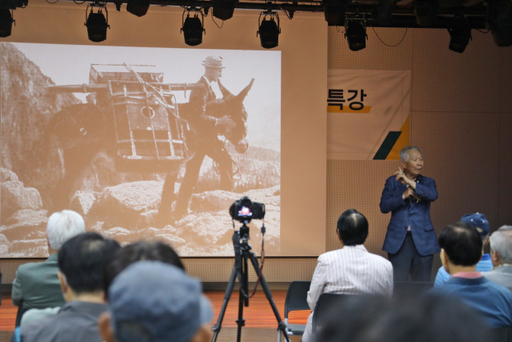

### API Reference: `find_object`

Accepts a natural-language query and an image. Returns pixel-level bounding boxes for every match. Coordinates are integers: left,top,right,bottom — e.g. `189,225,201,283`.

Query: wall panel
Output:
412,111,501,230
499,112,512,226
411,29,502,113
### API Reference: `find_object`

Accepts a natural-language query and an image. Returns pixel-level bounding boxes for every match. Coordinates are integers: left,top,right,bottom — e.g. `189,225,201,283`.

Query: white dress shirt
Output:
302,244,393,342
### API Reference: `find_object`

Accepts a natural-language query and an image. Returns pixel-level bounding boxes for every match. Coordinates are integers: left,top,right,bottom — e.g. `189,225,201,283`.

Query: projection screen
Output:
0,0,327,257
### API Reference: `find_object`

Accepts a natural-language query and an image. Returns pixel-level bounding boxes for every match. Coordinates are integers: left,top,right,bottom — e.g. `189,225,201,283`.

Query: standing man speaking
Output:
380,146,439,282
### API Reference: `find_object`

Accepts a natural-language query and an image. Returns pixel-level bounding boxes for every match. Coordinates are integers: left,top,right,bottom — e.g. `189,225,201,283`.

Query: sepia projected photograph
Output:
0,42,281,257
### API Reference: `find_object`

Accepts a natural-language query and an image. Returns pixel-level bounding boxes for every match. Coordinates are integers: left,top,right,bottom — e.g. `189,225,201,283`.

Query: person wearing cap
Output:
434,213,493,286
171,55,237,221
430,221,512,328
98,261,213,342
380,146,439,282
21,232,120,342
482,225,512,293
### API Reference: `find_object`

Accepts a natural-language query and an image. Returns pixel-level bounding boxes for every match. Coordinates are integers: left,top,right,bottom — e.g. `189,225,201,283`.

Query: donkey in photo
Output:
157,78,255,224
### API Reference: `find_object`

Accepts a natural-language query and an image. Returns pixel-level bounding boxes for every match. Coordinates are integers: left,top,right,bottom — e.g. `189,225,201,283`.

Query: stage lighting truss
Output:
344,16,367,51
447,14,472,53
181,7,205,46
257,9,281,49
0,9,15,38
85,2,110,43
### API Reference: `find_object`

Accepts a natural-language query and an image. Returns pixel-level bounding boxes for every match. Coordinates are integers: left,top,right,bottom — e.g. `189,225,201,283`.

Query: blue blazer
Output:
380,175,440,256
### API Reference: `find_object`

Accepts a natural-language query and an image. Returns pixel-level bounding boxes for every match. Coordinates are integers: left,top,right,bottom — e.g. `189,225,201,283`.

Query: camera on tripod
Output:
229,196,265,223
212,196,289,342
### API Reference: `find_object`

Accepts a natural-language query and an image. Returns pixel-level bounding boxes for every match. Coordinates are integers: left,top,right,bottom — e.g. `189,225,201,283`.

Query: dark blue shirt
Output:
431,276,512,328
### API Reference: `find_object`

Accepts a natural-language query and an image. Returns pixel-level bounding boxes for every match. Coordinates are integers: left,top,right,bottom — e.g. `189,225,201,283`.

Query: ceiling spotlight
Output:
323,0,346,26
181,7,205,46
0,9,14,38
413,0,437,27
85,3,110,43
486,0,512,47
447,15,472,53
373,0,396,26
127,0,150,17
257,10,280,49
345,18,367,51
7,0,28,7
212,0,238,20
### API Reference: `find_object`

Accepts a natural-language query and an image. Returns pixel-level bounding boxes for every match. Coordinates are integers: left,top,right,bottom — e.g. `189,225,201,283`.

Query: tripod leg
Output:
236,287,245,342
211,267,237,342
235,248,249,342
248,253,291,342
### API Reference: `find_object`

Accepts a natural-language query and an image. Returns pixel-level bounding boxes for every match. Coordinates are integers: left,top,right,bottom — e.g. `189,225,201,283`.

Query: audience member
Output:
102,240,185,299
434,213,492,286
12,210,85,312
302,209,393,342
431,221,512,328
314,293,490,342
21,232,120,342
482,225,512,292
98,261,212,342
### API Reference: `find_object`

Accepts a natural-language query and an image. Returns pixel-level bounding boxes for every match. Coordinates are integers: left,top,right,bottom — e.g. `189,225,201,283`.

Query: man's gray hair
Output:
489,225,512,263
399,146,423,163
47,210,85,250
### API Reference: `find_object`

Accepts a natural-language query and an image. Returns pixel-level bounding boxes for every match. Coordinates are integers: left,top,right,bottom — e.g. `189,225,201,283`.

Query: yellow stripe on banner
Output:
327,106,372,114
386,116,410,160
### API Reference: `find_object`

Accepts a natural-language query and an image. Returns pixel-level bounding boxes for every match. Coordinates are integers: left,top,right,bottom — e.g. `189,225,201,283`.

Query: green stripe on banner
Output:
373,132,402,160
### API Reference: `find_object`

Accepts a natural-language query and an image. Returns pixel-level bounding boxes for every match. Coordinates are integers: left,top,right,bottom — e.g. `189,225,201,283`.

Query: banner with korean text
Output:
327,69,411,160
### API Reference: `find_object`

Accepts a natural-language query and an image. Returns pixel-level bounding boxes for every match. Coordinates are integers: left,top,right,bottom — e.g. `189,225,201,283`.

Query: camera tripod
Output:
211,223,290,342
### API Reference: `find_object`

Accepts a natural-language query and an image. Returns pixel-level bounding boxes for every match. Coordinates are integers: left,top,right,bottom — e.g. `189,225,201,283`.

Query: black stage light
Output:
447,15,471,53
127,0,150,17
212,0,237,20
4,0,27,8
85,4,110,43
0,9,14,38
323,0,346,26
374,0,396,26
181,8,204,46
490,25,512,46
413,0,437,27
257,11,280,49
345,19,367,51
486,0,512,47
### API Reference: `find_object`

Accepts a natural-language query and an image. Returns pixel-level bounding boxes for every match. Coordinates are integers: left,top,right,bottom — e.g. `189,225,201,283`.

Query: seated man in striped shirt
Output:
302,209,394,342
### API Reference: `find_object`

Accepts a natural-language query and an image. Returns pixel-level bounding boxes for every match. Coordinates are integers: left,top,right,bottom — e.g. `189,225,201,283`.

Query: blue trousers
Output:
388,232,434,282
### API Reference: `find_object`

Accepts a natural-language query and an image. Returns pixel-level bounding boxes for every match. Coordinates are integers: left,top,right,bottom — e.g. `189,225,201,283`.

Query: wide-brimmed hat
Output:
202,56,225,69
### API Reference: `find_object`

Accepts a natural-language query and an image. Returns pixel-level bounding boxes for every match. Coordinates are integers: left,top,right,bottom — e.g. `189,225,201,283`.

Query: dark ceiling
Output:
69,0,493,29
4,0,512,37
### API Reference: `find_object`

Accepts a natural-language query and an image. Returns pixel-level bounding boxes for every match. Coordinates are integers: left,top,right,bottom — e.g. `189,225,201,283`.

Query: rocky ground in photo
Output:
0,167,280,257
